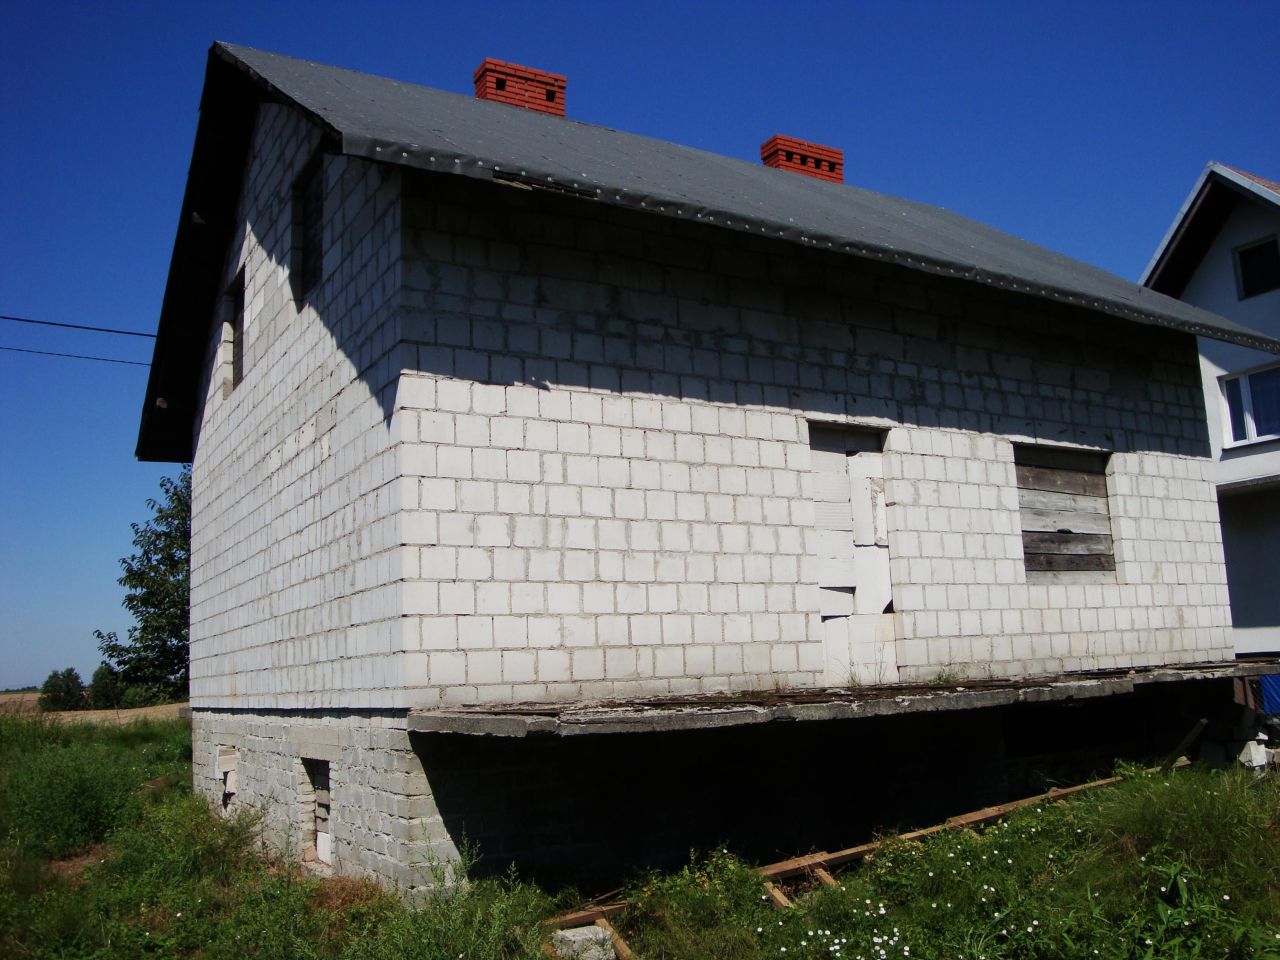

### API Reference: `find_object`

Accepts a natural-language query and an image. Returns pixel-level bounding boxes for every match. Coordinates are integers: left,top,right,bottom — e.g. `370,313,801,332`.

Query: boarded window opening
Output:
302,758,332,864
217,745,237,810
808,425,891,616
1014,445,1114,578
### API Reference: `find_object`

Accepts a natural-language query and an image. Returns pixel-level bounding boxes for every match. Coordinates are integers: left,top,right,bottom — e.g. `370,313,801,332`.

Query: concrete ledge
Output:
407,660,1279,738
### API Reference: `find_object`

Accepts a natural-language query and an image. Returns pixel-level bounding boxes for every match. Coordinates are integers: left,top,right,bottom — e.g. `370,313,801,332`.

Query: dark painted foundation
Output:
411,679,1239,889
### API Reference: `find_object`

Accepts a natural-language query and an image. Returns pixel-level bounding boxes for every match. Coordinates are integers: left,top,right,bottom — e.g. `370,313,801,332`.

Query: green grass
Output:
616,763,1280,959
2,715,1279,958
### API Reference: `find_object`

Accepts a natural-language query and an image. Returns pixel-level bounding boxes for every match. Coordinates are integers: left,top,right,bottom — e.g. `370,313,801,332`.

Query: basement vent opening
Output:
217,745,237,810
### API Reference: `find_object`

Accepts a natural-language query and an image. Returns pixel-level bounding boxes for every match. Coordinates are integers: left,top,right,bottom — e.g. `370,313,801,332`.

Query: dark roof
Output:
138,43,1280,461
1143,162,1280,296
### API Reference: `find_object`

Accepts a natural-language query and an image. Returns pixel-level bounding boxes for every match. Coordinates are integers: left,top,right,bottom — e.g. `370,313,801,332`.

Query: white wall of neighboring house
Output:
1171,186,1280,653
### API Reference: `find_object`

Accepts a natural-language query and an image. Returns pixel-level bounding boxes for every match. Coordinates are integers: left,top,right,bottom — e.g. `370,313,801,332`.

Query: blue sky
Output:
1,2,1277,689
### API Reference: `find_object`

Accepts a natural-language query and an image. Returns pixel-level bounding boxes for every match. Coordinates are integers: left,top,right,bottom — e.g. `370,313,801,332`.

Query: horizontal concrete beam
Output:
407,660,1278,738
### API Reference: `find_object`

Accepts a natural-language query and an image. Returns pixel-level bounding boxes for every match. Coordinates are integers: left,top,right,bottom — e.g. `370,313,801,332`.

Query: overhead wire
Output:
0,313,156,338
0,313,153,367
0,345,149,367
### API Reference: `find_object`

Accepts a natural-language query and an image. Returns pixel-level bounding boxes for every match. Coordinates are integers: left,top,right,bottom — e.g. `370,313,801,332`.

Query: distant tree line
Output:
39,469,190,713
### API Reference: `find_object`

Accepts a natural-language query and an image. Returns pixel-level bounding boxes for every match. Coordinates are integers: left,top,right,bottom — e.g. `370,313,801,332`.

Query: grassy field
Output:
2,714,1279,959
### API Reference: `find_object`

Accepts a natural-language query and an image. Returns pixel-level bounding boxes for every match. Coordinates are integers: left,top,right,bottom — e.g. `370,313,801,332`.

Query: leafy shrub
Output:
88,663,124,709
6,741,135,856
119,684,169,708
37,668,85,711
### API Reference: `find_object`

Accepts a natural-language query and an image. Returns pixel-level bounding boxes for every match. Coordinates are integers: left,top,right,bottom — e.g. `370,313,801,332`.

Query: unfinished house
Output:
139,44,1280,887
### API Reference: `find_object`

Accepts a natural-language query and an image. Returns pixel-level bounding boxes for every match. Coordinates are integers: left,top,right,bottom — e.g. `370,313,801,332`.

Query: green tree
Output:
87,662,124,709
38,667,86,711
94,468,191,702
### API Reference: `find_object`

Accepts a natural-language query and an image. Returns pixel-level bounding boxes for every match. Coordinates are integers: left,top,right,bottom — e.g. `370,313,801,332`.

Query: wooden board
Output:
1024,552,1116,572
763,880,793,909
1013,447,1108,474
1018,487,1109,515
1022,532,1113,556
1015,464,1108,498
1019,507,1113,535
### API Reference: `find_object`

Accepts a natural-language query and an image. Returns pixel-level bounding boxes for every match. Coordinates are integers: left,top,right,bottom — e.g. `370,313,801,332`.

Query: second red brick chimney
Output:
761,135,844,183
474,58,567,117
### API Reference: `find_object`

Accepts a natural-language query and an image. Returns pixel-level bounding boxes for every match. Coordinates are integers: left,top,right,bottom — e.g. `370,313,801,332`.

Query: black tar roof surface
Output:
138,42,1280,460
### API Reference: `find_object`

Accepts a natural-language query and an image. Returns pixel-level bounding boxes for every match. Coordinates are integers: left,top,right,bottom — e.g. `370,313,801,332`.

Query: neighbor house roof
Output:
138,43,1280,461
1142,161,1280,297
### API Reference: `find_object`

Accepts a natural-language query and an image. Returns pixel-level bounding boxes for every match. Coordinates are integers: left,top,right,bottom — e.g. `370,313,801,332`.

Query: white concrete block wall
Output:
188,114,1232,713
189,104,406,710
391,174,1231,699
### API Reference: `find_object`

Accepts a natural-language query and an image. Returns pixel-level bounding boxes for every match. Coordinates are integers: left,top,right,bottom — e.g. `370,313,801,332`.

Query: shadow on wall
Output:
410,680,1234,890
264,157,1210,459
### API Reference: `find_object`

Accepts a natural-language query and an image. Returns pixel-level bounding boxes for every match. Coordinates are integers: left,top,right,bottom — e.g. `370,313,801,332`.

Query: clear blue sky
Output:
1,2,1277,689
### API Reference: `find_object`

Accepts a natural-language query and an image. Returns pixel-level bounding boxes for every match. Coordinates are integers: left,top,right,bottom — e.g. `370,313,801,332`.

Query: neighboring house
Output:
1142,164,1280,655
139,44,1280,886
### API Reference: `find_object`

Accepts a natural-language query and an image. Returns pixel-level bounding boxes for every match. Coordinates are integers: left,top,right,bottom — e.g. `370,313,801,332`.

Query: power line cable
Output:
0,313,156,338
0,345,149,367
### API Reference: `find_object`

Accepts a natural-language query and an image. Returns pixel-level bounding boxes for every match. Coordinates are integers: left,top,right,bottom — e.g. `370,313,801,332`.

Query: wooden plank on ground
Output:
1015,463,1109,497
763,880,793,909
595,918,635,960
813,867,838,887
547,902,630,930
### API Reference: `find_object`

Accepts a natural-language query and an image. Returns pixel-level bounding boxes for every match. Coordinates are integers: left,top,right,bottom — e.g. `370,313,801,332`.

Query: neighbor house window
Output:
1014,445,1114,576
292,156,324,300
808,424,891,617
1234,236,1280,300
1222,363,1280,444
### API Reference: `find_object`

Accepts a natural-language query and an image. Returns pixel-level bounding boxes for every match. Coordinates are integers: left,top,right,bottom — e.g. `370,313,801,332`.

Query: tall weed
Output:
6,741,135,856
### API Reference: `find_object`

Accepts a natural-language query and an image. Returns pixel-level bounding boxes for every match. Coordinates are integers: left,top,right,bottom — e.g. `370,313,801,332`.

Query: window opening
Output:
1235,236,1280,300
292,156,324,301
302,758,332,864
1013,445,1114,576
229,268,245,389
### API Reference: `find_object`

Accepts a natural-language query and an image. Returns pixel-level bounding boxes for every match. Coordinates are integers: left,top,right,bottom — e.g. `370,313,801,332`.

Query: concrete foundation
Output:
193,671,1251,890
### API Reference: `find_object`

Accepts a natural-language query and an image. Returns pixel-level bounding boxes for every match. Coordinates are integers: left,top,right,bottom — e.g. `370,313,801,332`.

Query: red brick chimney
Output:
760,135,843,183
474,58,567,117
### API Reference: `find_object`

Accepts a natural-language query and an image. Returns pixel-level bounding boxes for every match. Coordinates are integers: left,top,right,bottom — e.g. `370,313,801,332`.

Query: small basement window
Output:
1235,236,1280,300
302,758,332,865
292,156,324,301
1222,363,1280,444
1014,445,1114,577
808,424,892,617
